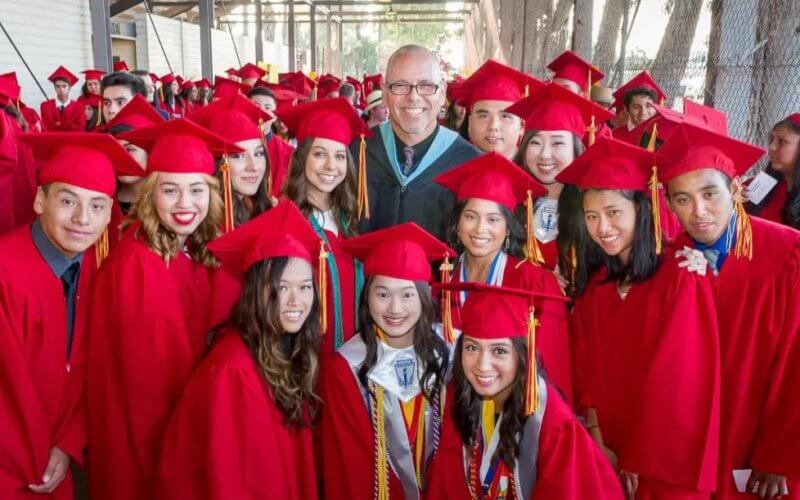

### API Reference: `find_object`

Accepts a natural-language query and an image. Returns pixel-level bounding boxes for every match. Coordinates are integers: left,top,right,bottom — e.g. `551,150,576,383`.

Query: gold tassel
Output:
219,155,235,233
524,305,539,416
374,385,390,500
523,190,544,265
357,133,370,219
733,190,753,260
524,83,530,98
439,256,455,344
312,86,318,101
570,244,578,285
588,115,597,146
646,123,662,254
318,241,329,332
94,227,109,269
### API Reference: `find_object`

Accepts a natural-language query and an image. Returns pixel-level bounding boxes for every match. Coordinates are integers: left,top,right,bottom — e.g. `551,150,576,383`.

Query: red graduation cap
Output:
119,118,243,175
18,132,144,196
435,151,548,265
214,75,252,99
446,76,466,104
317,74,342,99
256,82,308,109
225,67,240,77
556,137,654,191
148,73,159,84
207,199,321,273
81,69,106,81
190,92,274,143
612,71,667,110
506,83,614,135
160,73,176,86
435,151,546,210
179,80,196,92
113,60,130,72
281,72,316,96
107,93,165,131
340,222,455,282
276,97,365,146
656,122,764,183
439,281,568,414
195,78,212,89
238,63,266,80
362,73,383,95
345,75,363,93
624,103,723,147
682,99,727,135
787,113,800,126
0,73,21,105
452,59,545,109
547,50,604,93
48,66,79,87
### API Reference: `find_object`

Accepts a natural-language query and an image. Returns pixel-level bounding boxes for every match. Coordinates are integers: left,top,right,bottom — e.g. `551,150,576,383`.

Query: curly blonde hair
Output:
124,172,223,267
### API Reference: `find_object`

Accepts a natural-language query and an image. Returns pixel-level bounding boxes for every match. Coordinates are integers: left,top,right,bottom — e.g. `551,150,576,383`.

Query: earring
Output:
504,235,510,251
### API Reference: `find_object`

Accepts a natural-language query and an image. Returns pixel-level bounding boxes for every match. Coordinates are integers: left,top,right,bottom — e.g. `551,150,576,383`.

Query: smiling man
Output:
356,44,479,240
453,59,543,159
660,123,800,499
0,132,142,499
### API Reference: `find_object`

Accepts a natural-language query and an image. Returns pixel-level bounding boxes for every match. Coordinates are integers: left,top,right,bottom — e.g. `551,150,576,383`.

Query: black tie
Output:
61,262,80,355
402,146,415,176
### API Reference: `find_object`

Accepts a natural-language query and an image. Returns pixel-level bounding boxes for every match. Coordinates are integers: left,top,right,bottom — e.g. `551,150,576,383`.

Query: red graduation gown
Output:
451,254,572,402
426,384,624,499
156,329,318,500
86,224,214,500
0,226,95,499
40,99,85,132
674,217,800,497
571,253,721,497
267,133,295,199
319,228,358,355
753,180,787,226
19,104,42,133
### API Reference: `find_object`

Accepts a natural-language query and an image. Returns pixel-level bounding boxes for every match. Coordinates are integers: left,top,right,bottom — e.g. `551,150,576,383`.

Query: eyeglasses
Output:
386,82,440,96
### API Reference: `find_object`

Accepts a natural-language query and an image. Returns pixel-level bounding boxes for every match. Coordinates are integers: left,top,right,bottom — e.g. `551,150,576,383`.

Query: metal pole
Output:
255,0,264,61
0,21,48,99
144,0,175,73
287,0,296,71
198,0,214,80
310,3,317,73
89,0,113,73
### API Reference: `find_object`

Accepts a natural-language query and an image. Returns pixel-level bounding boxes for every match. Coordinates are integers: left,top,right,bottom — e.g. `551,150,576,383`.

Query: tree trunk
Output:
572,0,593,60
539,0,574,74
703,0,723,106
593,0,624,75
649,0,705,105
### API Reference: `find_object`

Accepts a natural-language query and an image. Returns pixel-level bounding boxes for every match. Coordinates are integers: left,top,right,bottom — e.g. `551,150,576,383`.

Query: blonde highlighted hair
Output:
123,172,223,267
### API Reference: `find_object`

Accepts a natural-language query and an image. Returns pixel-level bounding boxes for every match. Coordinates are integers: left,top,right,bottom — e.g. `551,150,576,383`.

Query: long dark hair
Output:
446,199,526,260
2,105,27,131
453,335,528,469
583,189,660,288
558,184,606,297
215,152,273,227
223,257,322,425
356,275,449,402
283,137,359,237
747,119,800,228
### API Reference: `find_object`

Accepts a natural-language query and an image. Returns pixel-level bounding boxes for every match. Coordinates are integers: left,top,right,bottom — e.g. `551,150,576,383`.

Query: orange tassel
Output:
312,86,318,101
318,241,329,332
733,190,753,260
94,227,109,269
646,123,662,254
220,155,235,233
524,305,539,415
588,115,597,147
357,133,370,220
523,190,544,266
439,256,455,344
569,244,578,285
524,84,530,98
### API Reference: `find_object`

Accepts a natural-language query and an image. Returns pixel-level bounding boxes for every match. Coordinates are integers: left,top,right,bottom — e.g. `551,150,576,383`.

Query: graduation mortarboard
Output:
18,132,143,195
179,80,196,92
506,83,614,136
195,78,212,89
189,92,274,143
435,151,548,266
237,63,266,81
160,73,176,86
657,123,765,260
119,118,243,176
624,103,726,149
787,113,800,126
682,99,727,136
81,69,106,81
316,74,342,99
547,50,604,94
452,59,544,110
612,71,667,110
256,82,308,110
213,75,252,100
113,60,130,72
48,66,79,87
439,281,568,413
207,199,321,273
0,73,21,105
362,73,383,95
107,93,166,131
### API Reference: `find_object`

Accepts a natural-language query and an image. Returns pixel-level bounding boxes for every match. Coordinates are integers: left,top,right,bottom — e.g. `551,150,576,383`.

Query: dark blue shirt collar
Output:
693,212,737,268
31,219,83,278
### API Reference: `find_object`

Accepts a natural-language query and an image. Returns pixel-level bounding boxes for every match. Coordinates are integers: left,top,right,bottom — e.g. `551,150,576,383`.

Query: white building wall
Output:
0,0,93,109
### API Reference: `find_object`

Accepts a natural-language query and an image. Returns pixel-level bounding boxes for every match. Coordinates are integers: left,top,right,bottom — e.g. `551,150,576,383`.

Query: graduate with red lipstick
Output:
85,119,243,500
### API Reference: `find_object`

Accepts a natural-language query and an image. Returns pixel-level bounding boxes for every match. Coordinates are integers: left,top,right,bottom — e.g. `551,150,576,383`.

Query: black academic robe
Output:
353,125,480,241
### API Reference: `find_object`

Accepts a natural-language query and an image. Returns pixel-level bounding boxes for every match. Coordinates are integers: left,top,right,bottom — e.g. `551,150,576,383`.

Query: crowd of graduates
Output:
0,42,799,500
